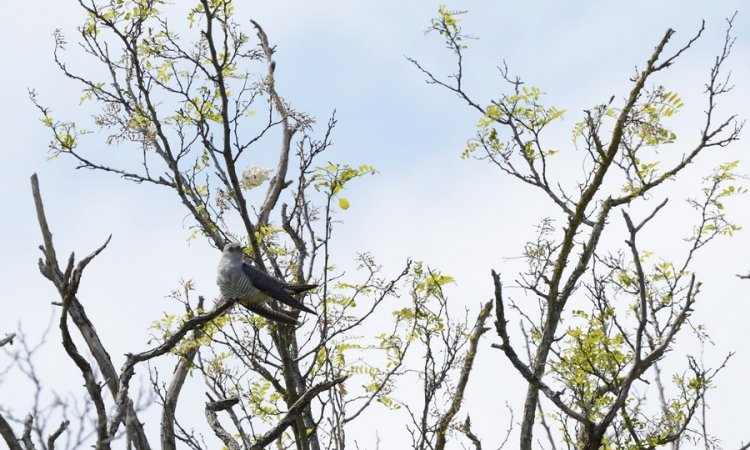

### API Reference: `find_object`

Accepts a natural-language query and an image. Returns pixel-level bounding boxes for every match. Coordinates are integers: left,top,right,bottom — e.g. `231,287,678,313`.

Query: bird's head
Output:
222,242,245,260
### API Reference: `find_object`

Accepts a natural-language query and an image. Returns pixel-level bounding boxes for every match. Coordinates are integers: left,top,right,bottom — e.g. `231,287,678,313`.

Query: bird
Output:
217,242,317,326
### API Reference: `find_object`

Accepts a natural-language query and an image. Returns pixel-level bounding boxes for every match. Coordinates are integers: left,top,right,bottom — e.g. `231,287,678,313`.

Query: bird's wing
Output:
241,263,317,315
242,303,300,326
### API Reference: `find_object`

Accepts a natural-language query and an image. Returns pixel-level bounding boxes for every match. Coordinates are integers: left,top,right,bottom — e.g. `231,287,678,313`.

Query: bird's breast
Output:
217,267,266,304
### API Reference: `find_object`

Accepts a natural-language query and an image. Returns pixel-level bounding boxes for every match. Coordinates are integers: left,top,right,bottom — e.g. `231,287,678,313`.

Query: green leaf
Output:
338,197,350,210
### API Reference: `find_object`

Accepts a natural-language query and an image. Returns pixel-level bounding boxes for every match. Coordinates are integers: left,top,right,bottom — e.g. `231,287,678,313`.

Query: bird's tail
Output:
284,283,318,294
242,303,300,326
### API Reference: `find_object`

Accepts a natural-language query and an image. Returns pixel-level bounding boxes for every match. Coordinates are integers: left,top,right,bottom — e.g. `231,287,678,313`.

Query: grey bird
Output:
217,242,317,325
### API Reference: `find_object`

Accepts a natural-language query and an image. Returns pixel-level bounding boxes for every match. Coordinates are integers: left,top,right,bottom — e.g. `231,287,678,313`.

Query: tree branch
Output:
21,415,36,450
492,271,588,425
0,333,15,348
248,376,347,450
435,301,492,450
46,420,70,450
30,173,152,450
204,399,241,450
0,413,22,450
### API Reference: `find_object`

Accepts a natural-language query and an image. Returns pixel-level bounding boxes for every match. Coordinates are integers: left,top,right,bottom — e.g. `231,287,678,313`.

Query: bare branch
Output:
59,279,110,449
204,400,241,450
30,173,152,450
22,415,36,450
161,297,207,450
459,416,482,450
46,420,70,450
0,334,15,348
0,413,23,450
251,20,297,228
435,300,492,450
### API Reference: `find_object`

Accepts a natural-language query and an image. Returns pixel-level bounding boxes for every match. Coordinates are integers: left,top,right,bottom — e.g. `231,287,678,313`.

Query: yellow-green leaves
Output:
552,313,632,418
181,86,224,123
391,262,454,339
428,5,470,54
188,0,234,28
91,0,163,27
434,5,467,40
254,225,288,258
415,270,454,297
148,307,230,356
657,90,684,117
36,109,90,157
465,86,564,161
155,60,174,84
509,86,567,126
78,83,105,106
629,86,683,147
83,12,99,36
572,87,686,197
687,160,746,241
313,164,376,211
246,380,281,422
437,5,458,33
618,270,634,288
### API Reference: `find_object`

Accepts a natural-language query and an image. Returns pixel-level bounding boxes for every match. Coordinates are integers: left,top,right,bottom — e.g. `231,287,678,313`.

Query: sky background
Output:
1,1,749,448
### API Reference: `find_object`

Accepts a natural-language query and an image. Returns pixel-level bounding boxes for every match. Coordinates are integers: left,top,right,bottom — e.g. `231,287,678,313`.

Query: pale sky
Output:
1,1,748,448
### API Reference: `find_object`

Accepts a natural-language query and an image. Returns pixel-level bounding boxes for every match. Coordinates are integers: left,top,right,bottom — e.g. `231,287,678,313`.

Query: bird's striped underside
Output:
219,271,266,304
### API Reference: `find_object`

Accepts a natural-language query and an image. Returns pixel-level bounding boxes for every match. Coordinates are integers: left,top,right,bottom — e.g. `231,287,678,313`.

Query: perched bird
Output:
217,242,317,325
